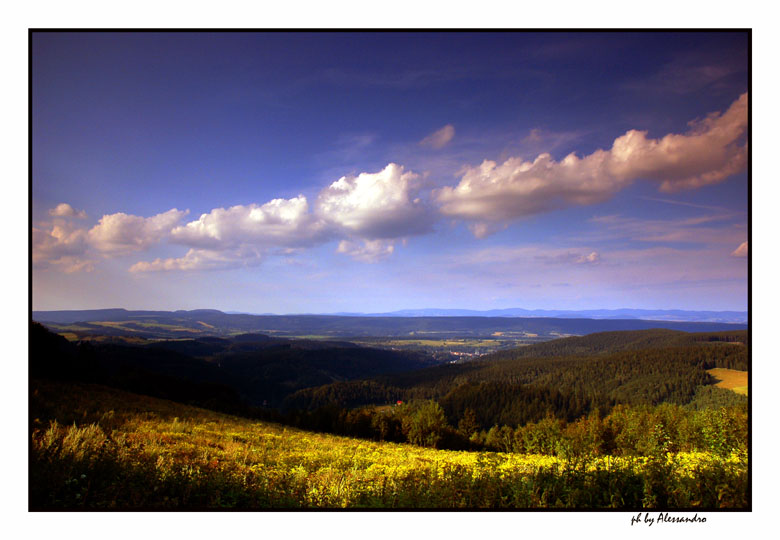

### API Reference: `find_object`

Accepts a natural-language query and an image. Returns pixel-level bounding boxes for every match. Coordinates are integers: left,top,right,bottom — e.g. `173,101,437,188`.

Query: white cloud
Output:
611,93,748,192
436,150,629,222
32,222,94,272
133,196,332,272
419,124,455,149
436,93,747,235
336,239,395,263
731,241,748,257
88,208,188,255
171,196,327,249
133,167,436,272
316,163,433,239
48,203,86,219
129,247,263,273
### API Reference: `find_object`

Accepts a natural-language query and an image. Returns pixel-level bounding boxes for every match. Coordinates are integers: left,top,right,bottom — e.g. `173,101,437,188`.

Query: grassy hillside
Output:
30,380,747,510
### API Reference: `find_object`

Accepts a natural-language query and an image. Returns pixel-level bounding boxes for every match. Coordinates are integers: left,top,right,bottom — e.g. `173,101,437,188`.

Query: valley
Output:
29,318,750,509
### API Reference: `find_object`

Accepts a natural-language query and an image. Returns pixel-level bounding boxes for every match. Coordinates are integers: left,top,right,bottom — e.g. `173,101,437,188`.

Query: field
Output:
708,368,749,395
30,380,748,510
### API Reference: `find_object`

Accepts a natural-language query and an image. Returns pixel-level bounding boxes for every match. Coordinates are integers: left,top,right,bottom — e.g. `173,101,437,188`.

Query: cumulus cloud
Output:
132,165,437,272
336,239,395,263
436,93,747,235
130,197,330,272
34,206,189,272
48,203,87,219
88,208,188,255
32,222,94,272
419,124,455,149
171,196,328,249
316,163,433,239
611,93,748,192
731,241,748,257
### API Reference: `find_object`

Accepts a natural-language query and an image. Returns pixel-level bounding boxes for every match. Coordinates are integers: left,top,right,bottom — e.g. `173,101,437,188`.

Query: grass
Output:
707,368,748,396
30,380,748,510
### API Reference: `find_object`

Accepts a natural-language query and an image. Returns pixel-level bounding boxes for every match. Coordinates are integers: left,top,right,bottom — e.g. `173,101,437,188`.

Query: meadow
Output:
707,368,749,395
30,380,748,510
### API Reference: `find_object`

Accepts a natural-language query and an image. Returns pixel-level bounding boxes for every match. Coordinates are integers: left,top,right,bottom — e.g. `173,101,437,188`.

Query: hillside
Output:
284,329,749,430
30,322,434,409
30,379,747,509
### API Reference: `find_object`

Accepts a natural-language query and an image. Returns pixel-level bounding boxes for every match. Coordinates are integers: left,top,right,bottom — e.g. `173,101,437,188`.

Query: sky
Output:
31,31,749,313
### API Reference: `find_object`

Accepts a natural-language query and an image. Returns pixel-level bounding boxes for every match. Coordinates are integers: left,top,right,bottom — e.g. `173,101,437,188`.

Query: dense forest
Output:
283,332,747,434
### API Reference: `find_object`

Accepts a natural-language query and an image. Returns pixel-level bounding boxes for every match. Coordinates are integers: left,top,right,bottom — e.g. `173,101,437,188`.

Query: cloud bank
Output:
436,93,747,235
132,164,434,271
34,205,189,271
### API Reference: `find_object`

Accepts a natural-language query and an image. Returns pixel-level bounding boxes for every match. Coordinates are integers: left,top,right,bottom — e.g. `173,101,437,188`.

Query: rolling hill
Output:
33,309,747,341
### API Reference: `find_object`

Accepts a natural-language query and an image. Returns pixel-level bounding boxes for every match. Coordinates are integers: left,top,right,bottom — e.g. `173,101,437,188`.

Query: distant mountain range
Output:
330,308,747,324
32,308,747,340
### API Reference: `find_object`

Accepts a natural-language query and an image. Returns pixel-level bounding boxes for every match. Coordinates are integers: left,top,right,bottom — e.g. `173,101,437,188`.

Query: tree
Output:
458,408,480,438
403,400,449,448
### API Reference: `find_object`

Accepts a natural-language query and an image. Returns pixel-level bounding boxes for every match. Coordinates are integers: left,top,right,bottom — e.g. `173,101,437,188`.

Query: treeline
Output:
281,398,747,458
484,329,748,361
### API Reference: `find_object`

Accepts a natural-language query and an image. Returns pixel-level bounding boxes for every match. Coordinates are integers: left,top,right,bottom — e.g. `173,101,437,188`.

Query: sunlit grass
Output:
30,380,748,510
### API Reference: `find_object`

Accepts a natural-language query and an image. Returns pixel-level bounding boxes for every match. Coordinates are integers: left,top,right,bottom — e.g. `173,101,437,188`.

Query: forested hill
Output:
30,322,434,410
483,329,748,360
283,329,749,429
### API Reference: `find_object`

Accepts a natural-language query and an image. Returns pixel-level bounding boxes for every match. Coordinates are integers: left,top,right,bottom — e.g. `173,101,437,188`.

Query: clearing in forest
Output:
707,368,748,395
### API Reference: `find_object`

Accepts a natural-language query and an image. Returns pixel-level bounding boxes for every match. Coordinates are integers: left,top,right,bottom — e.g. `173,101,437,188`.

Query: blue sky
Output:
31,31,748,313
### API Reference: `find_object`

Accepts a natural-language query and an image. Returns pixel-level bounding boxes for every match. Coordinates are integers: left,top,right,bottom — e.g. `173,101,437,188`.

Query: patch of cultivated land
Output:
707,368,748,395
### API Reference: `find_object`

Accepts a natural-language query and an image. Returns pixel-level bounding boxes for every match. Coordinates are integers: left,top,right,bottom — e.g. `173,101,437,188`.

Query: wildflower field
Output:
30,380,748,510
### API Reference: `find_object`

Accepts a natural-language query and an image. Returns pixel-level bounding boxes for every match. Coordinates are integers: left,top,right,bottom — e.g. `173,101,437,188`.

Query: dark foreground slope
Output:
30,322,434,410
